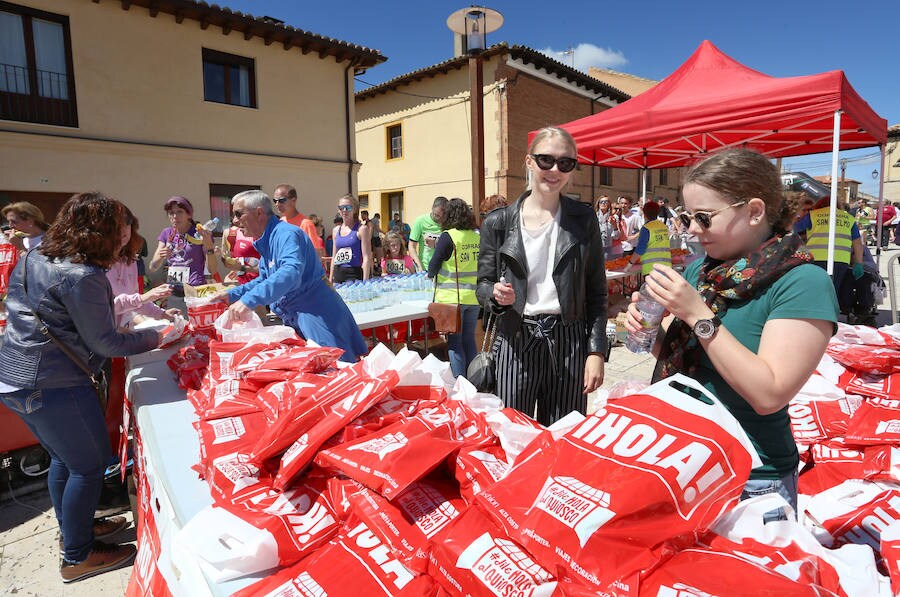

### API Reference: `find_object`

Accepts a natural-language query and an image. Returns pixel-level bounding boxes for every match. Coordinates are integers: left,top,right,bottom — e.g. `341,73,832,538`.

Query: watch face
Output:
694,319,716,339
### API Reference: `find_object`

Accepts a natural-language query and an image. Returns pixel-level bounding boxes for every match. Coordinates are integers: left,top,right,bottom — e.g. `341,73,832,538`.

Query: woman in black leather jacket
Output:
477,127,608,425
0,192,161,582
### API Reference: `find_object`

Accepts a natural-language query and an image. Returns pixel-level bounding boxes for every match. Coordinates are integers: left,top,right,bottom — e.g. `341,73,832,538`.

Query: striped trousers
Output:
493,315,587,426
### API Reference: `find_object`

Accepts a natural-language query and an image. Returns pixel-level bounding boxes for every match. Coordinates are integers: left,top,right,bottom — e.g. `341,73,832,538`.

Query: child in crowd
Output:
381,231,417,275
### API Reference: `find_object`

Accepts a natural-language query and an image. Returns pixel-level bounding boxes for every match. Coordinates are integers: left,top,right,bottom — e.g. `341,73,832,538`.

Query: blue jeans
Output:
740,470,799,523
0,385,110,563
447,305,480,378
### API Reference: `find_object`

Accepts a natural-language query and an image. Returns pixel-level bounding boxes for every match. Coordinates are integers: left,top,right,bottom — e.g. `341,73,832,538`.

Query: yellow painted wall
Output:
355,59,503,222
0,0,359,238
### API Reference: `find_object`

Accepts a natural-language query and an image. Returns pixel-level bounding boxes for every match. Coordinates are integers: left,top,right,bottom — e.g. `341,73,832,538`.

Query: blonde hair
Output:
383,231,407,258
528,126,576,155
2,201,49,231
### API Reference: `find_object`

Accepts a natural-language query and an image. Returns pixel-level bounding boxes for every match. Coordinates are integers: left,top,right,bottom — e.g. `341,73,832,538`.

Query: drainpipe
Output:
344,59,361,195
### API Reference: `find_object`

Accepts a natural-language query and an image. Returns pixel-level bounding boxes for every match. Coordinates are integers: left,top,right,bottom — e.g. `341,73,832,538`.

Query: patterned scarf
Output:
652,233,812,382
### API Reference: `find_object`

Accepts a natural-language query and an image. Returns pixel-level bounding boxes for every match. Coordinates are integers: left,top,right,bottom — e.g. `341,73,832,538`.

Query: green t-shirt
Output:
409,214,443,269
681,259,838,479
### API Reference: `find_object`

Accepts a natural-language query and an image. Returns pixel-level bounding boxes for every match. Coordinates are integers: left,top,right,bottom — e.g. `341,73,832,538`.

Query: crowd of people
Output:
1,133,898,584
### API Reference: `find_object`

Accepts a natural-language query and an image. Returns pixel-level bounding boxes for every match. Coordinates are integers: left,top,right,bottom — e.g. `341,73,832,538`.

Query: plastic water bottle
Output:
625,283,666,353
200,217,219,232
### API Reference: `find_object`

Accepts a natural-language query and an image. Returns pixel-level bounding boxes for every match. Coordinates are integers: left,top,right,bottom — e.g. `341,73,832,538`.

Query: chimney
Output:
453,32,468,58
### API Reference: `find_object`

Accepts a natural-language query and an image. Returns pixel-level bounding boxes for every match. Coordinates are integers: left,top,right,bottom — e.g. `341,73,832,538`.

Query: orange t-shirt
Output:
284,213,324,250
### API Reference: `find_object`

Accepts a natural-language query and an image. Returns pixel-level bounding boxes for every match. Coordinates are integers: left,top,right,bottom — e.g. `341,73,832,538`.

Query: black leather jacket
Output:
0,250,158,389
476,192,609,356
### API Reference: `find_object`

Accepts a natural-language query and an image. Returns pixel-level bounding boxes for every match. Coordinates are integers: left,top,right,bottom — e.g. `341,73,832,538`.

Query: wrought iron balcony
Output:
0,63,77,127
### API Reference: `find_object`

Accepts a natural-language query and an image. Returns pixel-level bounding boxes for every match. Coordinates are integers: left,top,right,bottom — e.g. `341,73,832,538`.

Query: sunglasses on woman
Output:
678,200,746,230
337,205,354,212
531,154,578,173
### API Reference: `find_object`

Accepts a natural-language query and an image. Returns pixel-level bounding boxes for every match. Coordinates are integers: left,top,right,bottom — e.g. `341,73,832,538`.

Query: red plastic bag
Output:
798,440,866,495
273,370,400,490
827,343,900,375
805,479,900,555
843,371,900,400
345,476,466,572
232,517,432,597
474,375,760,593
788,396,862,445
638,547,835,597
249,362,369,464
844,398,900,446
881,522,900,596
454,442,510,504
427,506,558,597
315,401,487,500
198,378,264,420
863,445,900,484
195,411,270,502
207,341,248,382
185,298,227,335
222,474,340,567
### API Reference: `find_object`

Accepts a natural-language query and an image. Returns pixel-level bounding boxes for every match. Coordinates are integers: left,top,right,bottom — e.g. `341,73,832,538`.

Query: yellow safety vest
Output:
807,207,853,264
640,220,672,275
434,228,480,305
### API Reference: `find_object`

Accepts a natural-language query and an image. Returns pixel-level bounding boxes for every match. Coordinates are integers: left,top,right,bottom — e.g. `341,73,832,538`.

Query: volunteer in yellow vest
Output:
794,197,864,314
427,198,480,377
625,201,672,275
854,198,873,245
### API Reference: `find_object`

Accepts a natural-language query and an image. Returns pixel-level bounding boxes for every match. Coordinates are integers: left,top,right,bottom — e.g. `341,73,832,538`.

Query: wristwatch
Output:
693,315,722,340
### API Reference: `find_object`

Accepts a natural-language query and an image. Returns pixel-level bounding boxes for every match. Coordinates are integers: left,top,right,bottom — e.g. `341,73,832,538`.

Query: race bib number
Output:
385,260,406,275
333,247,353,266
167,266,189,283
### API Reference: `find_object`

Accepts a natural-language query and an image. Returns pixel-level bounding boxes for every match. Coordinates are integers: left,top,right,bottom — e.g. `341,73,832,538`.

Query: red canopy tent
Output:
546,40,888,271
558,40,886,170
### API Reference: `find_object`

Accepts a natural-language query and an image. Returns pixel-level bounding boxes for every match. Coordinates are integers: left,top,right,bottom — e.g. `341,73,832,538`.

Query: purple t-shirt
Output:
157,225,206,286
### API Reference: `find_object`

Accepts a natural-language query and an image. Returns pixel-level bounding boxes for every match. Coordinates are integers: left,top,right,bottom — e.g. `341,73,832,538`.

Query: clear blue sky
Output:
222,0,894,194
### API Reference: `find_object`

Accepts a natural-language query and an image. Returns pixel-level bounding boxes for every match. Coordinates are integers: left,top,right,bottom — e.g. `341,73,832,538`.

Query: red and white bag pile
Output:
778,322,900,593
132,323,900,596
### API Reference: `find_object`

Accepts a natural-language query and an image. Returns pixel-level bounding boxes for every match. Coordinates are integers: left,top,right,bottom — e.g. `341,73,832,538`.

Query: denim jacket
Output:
0,250,158,389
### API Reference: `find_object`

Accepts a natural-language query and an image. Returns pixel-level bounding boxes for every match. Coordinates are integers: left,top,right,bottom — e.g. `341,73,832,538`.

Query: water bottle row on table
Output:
335,273,433,314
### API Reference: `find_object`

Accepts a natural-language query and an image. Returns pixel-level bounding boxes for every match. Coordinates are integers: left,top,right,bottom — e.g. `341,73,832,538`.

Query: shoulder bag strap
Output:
431,236,460,303
22,251,96,379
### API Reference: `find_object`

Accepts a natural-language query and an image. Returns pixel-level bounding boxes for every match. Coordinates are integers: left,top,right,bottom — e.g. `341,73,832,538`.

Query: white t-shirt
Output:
521,210,561,316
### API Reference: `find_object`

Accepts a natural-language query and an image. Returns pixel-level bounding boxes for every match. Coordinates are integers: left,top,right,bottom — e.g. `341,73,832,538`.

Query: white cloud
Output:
539,43,627,73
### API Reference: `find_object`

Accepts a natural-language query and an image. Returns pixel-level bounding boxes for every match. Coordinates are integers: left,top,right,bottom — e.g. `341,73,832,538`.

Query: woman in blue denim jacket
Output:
0,192,162,582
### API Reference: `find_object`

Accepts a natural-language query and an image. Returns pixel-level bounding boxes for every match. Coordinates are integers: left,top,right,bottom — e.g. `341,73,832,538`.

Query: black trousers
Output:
493,315,587,426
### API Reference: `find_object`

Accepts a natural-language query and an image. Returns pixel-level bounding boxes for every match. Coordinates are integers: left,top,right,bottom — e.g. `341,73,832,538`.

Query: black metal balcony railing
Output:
0,63,77,127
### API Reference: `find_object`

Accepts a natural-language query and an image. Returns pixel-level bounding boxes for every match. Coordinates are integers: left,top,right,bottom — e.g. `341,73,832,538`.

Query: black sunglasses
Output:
273,197,290,204
232,209,245,219
678,201,746,230
531,154,578,173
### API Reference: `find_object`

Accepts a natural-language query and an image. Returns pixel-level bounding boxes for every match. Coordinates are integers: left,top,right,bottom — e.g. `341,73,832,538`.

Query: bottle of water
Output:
200,216,219,232
625,283,666,354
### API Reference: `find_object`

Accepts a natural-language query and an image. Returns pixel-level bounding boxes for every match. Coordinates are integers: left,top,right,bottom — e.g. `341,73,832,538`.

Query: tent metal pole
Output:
827,110,842,276
876,144,886,268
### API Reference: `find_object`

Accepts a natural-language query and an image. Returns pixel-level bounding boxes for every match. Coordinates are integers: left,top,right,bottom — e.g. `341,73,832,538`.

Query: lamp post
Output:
447,6,503,224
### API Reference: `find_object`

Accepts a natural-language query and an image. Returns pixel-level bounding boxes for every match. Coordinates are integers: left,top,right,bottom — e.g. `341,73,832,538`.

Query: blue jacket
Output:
226,216,367,362
0,250,158,388
227,216,326,312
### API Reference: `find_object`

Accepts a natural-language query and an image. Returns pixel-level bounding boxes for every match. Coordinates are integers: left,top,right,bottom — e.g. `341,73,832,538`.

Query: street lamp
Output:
447,6,503,223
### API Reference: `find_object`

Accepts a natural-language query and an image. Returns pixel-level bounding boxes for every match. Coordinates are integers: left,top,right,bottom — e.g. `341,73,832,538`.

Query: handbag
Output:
466,310,497,392
21,252,109,408
427,242,461,334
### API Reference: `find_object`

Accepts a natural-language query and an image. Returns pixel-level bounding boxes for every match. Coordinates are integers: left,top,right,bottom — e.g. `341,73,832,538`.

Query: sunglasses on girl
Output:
337,205,354,212
531,154,578,173
678,200,746,230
